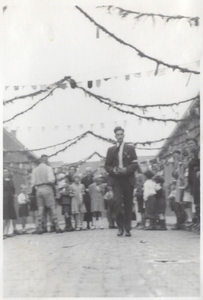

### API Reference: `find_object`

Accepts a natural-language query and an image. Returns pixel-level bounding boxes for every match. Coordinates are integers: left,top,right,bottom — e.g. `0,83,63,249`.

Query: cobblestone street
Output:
3,219,200,298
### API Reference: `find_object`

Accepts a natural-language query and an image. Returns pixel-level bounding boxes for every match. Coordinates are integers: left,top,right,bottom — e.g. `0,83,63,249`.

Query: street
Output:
3,219,200,298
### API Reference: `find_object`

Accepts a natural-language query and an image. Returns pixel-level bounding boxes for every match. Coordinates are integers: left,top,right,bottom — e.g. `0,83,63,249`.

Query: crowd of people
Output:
3,130,200,239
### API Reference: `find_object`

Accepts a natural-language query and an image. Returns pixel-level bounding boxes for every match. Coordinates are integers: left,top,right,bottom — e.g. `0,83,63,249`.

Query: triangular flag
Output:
88,81,93,88
125,75,130,81
196,61,200,67
5,86,9,90
14,86,19,90
147,70,153,77
96,80,101,87
96,27,100,39
31,86,37,90
158,68,165,76
134,73,141,78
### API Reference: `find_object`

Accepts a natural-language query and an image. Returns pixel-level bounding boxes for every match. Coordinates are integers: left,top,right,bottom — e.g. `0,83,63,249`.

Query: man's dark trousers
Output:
113,177,134,232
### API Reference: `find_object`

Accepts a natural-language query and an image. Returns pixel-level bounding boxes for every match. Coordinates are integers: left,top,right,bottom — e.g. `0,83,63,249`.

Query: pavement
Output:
3,217,200,298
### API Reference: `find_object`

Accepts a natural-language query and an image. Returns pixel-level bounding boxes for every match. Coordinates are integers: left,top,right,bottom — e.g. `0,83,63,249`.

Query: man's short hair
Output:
114,126,124,134
173,149,181,155
41,154,48,158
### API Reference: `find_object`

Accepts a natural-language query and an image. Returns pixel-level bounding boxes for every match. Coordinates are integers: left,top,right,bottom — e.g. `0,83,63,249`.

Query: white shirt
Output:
117,142,124,168
31,163,55,186
18,193,28,204
143,179,156,201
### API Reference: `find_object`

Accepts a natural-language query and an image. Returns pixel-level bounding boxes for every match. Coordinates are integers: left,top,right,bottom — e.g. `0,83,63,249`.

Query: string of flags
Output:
4,61,199,106
76,6,200,75
3,75,200,124
4,151,105,177
97,6,199,27
4,124,199,167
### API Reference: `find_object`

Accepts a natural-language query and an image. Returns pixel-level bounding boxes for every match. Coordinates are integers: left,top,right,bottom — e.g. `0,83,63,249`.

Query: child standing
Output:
18,184,30,234
143,170,157,230
89,176,105,229
135,175,145,229
168,180,187,230
70,174,86,231
154,175,167,230
104,186,116,229
61,176,74,231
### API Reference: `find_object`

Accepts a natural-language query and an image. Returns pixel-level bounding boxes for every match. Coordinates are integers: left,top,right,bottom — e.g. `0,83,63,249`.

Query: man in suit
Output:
105,126,138,237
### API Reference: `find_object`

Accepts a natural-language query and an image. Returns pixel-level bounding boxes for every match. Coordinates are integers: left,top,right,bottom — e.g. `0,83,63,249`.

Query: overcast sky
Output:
2,0,202,163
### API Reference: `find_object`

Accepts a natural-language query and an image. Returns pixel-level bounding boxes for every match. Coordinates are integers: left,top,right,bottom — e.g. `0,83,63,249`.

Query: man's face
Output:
86,169,92,176
115,130,124,143
69,167,76,175
187,140,197,152
74,177,80,184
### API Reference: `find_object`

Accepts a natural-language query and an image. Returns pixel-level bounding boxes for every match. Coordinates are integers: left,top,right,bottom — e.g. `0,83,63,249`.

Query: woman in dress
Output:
18,184,29,233
89,176,105,229
81,167,94,229
70,174,86,230
3,168,18,238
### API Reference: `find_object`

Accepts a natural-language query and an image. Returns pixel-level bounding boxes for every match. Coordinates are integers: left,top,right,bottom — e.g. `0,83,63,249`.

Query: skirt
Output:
145,196,158,220
3,200,17,220
19,204,29,217
71,197,86,214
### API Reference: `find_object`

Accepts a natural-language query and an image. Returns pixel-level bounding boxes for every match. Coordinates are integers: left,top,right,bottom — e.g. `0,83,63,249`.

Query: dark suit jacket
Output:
105,143,138,187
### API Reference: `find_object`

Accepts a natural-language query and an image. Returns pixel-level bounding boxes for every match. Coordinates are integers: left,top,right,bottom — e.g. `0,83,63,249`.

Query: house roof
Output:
3,128,38,160
155,98,199,158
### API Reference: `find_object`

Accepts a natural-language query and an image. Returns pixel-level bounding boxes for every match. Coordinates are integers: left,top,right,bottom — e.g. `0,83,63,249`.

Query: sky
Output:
2,0,202,164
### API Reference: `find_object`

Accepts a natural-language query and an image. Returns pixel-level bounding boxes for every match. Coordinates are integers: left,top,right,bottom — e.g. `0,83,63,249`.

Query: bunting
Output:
76,6,200,75
98,6,199,27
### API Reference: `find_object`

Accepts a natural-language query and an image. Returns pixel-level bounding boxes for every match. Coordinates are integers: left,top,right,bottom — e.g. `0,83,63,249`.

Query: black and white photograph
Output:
2,0,202,298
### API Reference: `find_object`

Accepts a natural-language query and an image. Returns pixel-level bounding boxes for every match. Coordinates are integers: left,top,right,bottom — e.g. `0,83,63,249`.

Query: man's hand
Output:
119,167,127,174
113,167,120,175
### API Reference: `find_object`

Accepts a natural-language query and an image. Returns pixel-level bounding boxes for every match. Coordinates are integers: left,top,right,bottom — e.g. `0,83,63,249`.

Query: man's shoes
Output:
13,230,22,235
56,228,63,234
117,228,124,236
125,231,131,237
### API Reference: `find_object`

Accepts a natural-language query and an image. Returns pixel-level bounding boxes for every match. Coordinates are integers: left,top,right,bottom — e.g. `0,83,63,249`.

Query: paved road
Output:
3,220,200,298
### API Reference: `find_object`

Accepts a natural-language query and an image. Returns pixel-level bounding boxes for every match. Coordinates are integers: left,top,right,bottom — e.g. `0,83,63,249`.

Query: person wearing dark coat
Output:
3,168,20,238
105,126,138,237
81,167,94,229
187,138,200,225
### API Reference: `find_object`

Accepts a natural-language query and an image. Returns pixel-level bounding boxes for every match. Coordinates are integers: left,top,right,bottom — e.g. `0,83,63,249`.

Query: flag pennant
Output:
125,75,130,81
5,86,9,90
96,80,101,87
88,81,93,89
134,73,141,78
147,70,153,77
158,68,165,76
14,86,19,91
196,61,200,67
31,86,37,90
96,27,100,38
